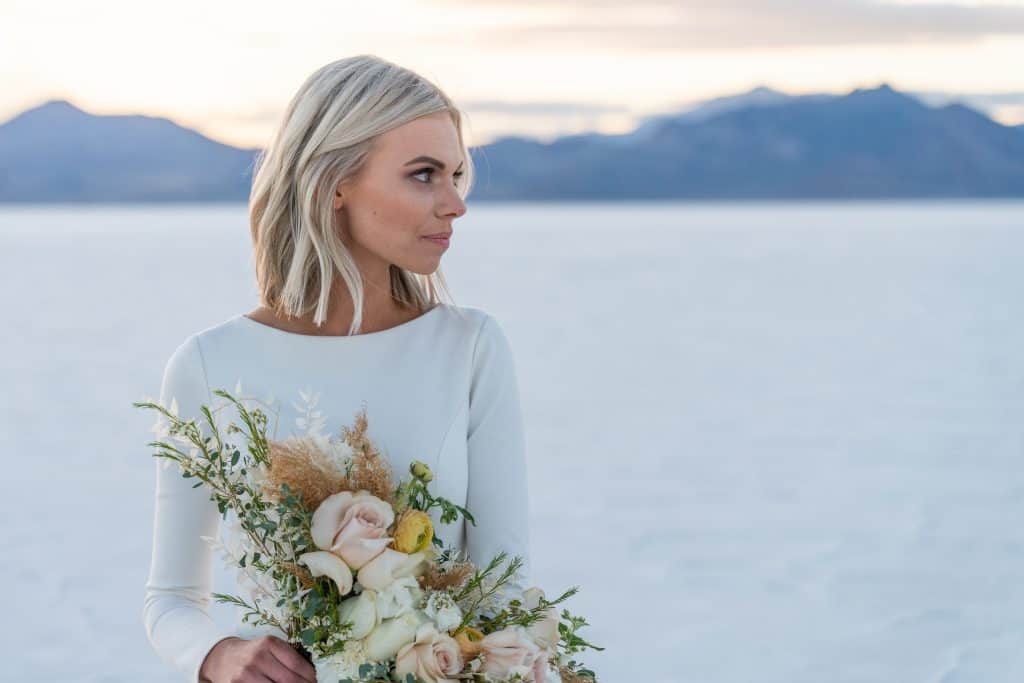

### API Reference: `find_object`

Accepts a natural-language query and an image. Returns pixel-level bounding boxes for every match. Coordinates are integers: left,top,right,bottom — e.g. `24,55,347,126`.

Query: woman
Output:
142,55,532,683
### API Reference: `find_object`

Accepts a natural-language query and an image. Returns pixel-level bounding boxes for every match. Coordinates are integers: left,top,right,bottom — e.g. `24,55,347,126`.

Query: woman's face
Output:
334,111,467,278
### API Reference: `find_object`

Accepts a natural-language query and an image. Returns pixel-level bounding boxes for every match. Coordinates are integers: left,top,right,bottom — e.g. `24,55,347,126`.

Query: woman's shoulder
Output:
440,304,516,350
440,303,494,331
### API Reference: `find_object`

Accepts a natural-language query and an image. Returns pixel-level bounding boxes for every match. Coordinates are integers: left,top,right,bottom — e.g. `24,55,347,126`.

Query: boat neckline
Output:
233,303,445,340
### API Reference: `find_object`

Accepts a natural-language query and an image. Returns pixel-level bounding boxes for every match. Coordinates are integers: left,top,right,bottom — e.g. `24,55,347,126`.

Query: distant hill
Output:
469,84,1024,199
628,86,835,141
0,100,258,202
2,85,1023,202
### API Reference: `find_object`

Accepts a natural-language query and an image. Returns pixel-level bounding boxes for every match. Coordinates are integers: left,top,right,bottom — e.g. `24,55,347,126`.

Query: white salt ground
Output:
2,200,1023,682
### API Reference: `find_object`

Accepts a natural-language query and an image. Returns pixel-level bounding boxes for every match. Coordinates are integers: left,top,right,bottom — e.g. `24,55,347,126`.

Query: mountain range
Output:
2,84,1022,202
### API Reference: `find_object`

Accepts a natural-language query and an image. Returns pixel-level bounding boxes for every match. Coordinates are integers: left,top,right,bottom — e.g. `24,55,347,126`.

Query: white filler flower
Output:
423,590,463,632
313,640,365,683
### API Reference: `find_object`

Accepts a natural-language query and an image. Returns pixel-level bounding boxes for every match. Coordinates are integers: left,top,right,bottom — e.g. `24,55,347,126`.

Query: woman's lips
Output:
422,235,451,248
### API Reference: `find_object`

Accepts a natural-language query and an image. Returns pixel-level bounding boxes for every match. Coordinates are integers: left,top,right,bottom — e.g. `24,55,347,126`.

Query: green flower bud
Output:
410,460,433,482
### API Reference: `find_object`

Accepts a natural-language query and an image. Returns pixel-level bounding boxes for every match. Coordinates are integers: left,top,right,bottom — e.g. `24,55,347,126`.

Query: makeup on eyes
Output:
411,167,464,184
404,155,464,185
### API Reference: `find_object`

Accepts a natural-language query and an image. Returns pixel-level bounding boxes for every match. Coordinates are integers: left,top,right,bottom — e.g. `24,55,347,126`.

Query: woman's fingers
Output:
266,637,317,682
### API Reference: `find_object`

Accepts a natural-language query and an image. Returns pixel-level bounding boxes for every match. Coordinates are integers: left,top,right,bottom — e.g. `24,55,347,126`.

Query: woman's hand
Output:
199,635,317,682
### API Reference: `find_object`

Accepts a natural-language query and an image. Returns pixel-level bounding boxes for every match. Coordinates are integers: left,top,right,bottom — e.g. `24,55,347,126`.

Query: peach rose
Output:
310,490,395,569
479,626,543,680
531,649,553,682
394,623,463,683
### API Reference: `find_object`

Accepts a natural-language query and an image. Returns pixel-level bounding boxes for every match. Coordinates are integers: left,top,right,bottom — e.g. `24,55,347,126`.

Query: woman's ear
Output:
332,178,347,210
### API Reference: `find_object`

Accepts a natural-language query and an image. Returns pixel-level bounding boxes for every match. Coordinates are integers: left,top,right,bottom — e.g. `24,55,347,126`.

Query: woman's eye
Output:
412,168,464,185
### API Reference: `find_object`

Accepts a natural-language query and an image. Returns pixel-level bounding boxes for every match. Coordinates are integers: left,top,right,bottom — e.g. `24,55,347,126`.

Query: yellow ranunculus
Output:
392,509,434,554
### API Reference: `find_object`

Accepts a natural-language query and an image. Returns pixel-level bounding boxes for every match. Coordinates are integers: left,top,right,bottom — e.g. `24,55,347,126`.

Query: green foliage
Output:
479,585,580,633
452,551,528,633
394,477,475,527
563,659,599,680
558,608,605,656
134,389,320,650
336,661,396,683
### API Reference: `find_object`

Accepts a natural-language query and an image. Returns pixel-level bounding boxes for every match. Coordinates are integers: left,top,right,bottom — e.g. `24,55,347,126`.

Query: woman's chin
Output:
400,258,442,276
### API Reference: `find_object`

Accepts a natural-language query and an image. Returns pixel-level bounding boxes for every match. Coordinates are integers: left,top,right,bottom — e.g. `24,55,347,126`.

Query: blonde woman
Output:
142,56,532,682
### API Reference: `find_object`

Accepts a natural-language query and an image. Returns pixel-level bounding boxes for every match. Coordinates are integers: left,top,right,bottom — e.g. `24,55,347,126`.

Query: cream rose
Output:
363,611,425,662
337,589,379,639
522,587,560,650
297,550,353,596
393,623,463,683
310,490,395,569
479,626,543,680
357,548,428,591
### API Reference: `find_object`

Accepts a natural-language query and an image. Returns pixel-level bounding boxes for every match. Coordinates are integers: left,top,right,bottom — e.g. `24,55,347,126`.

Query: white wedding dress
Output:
142,303,532,682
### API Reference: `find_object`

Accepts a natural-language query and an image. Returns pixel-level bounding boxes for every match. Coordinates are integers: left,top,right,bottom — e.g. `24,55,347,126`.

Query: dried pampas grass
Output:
261,405,396,512
262,436,348,512
418,560,474,592
340,405,395,504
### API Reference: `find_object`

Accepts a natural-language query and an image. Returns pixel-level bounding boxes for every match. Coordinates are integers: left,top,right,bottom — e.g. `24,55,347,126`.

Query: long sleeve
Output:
142,335,237,683
465,314,533,596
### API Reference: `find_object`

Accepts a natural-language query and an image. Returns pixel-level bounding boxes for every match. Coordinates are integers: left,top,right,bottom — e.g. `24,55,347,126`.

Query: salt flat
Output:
1,199,1023,682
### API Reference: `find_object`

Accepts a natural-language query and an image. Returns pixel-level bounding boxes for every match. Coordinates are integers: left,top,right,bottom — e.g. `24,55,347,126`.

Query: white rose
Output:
338,589,379,639
375,575,424,619
362,611,425,661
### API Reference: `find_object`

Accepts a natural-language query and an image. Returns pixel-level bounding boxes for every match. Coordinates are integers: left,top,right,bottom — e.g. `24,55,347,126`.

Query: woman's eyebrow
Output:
403,155,464,171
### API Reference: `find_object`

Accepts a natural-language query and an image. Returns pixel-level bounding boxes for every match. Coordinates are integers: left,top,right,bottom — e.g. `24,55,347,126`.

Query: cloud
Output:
428,0,1024,50
914,90,1024,108
910,89,1024,124
460,100,631,116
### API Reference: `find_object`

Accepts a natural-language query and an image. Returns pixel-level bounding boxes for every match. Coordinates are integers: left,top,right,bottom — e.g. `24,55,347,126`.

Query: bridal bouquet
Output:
135,387,601,682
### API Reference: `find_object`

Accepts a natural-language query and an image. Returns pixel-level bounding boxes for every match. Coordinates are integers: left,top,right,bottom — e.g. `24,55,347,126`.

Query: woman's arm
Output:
465,313,533,597
142,335,237,683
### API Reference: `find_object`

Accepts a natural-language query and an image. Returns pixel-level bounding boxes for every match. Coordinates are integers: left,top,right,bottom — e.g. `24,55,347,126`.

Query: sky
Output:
2,0,1023,148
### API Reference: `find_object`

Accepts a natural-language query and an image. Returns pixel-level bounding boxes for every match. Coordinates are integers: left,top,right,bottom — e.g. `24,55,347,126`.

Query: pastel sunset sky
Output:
3,0,1023,148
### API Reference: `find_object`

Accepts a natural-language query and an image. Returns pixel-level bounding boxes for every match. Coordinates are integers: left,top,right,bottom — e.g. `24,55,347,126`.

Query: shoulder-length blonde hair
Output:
248,54,475,335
